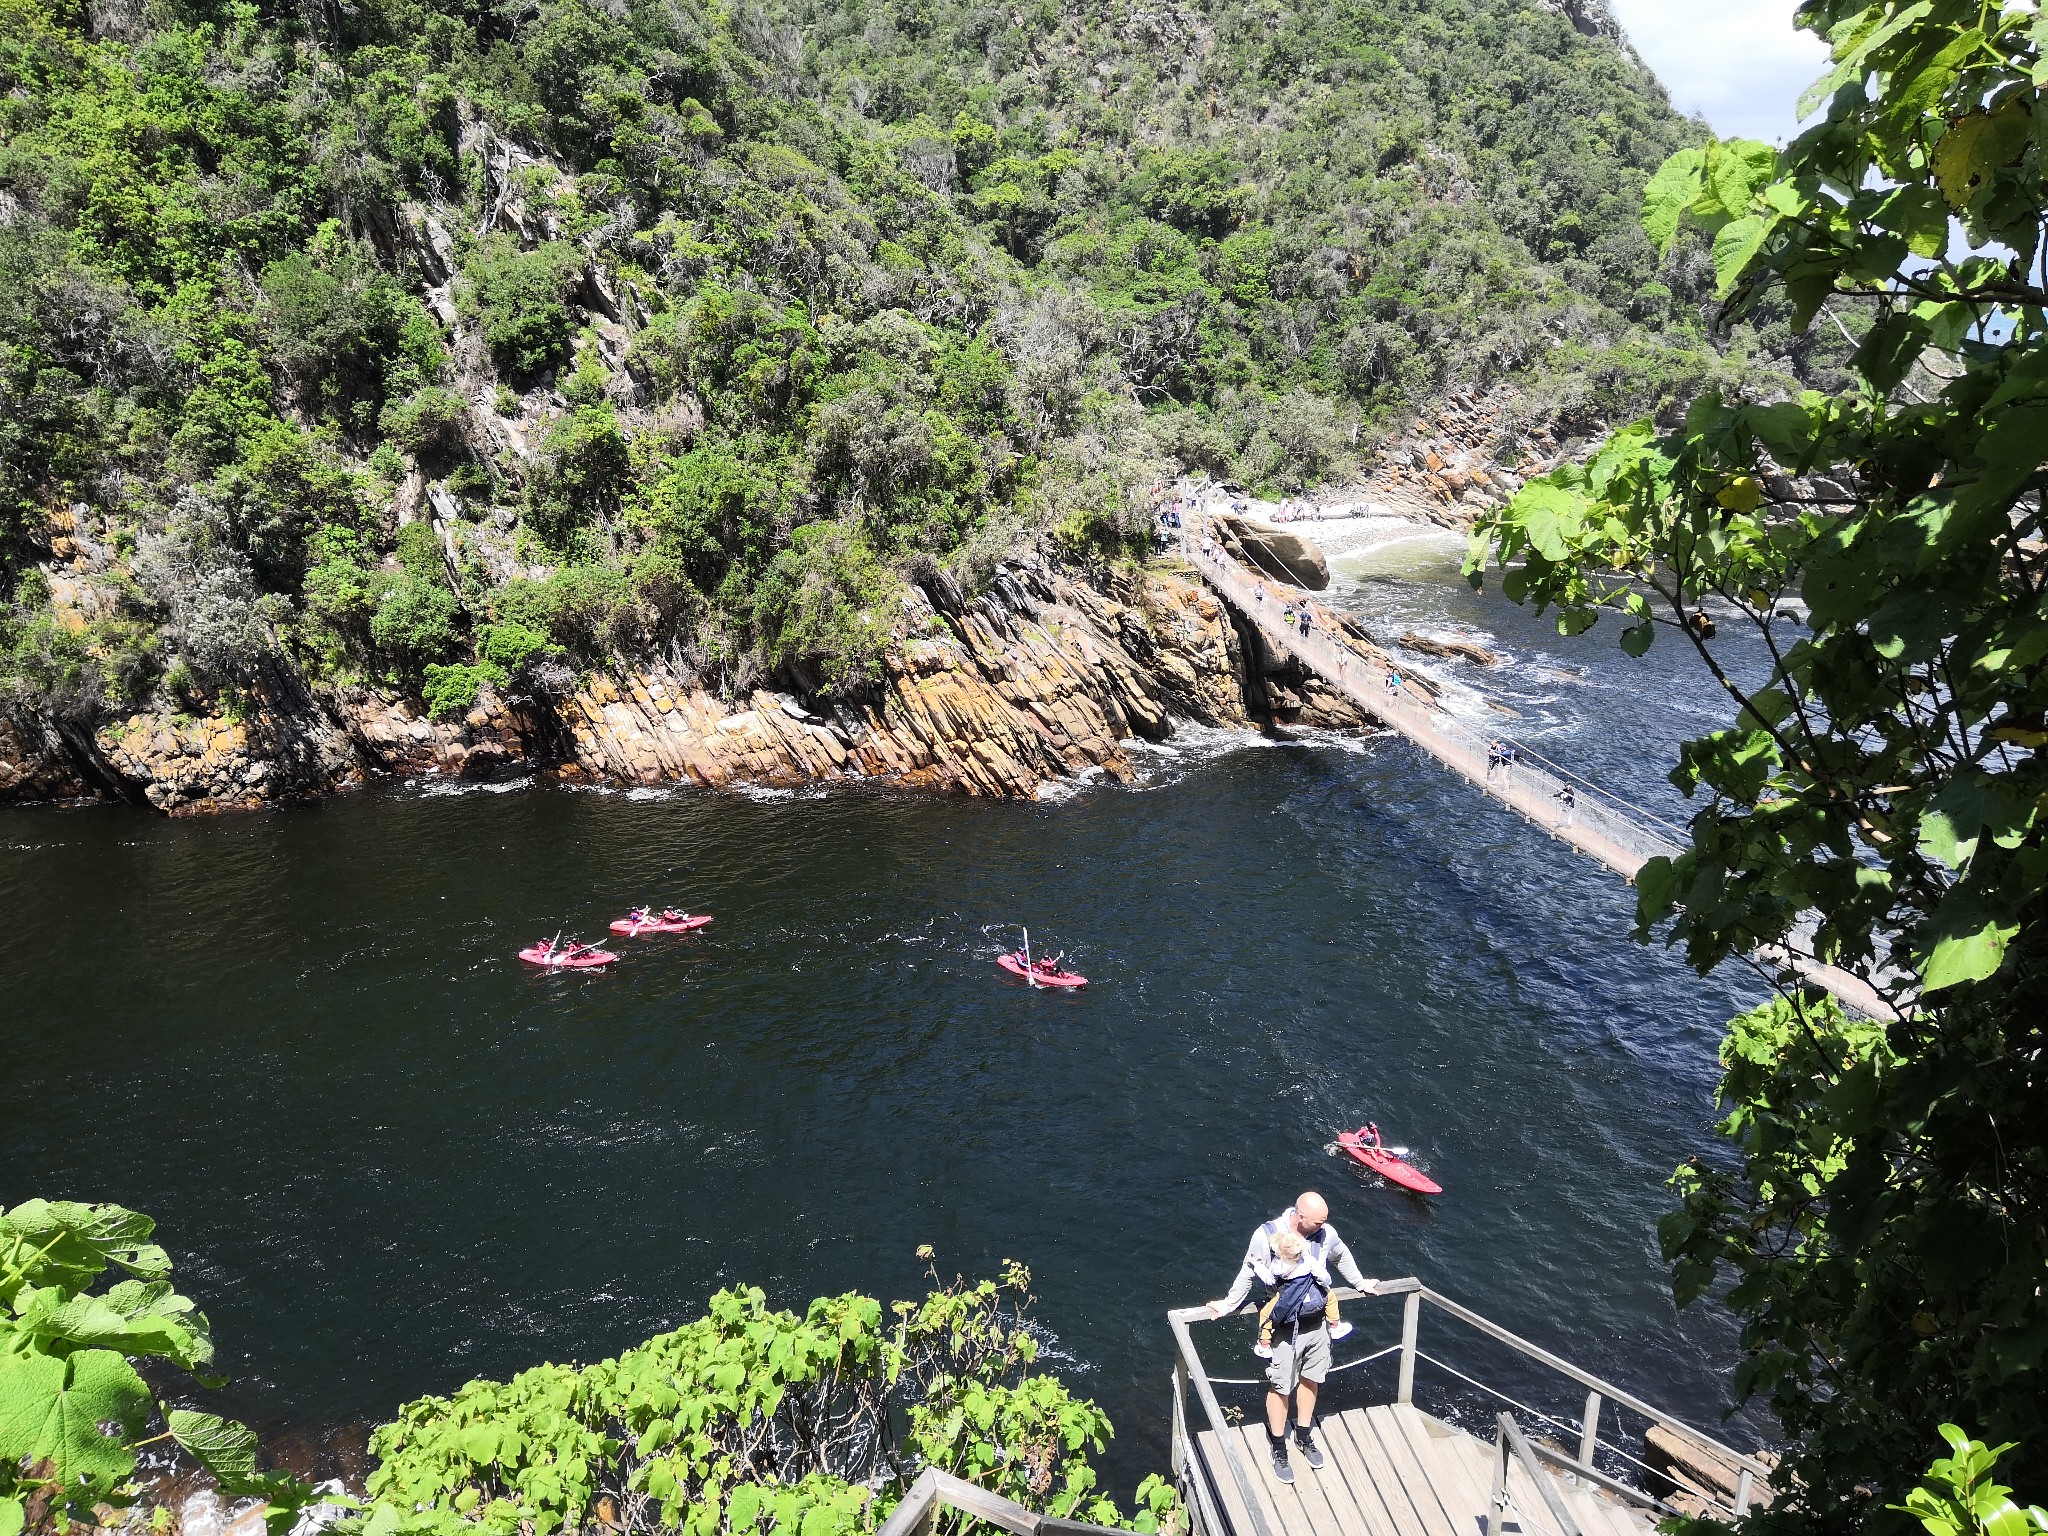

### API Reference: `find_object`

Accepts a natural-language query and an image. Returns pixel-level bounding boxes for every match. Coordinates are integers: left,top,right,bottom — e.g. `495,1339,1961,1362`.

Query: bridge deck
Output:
1185,515,1893,1019
1192,1404,1653,1536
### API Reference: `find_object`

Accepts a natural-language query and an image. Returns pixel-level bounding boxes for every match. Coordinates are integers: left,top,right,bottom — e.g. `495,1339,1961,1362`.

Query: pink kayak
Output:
997,953,1088,988
609,912,713,936
1337,1128,1441,1194
519,944,619,970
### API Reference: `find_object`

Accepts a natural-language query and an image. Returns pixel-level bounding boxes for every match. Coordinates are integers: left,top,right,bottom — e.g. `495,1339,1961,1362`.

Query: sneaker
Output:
1328,1320,1354,1342
1253,1342,1274,1359
1269,1440,1295,1485
1294,1427,1325,1470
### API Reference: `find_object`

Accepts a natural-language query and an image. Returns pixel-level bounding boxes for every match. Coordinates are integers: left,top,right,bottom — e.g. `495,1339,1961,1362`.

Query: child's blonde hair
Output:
1270,1227,1306,1265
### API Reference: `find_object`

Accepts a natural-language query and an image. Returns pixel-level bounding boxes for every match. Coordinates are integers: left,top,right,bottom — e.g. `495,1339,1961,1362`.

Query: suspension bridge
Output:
1180,502,1893,1020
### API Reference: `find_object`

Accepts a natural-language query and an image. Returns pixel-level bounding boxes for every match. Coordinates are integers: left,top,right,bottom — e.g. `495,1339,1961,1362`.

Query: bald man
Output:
1207,1192,1379,1484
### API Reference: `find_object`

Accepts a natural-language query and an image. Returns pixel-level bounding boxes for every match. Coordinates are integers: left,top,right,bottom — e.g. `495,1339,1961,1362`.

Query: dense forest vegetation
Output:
0,0,1757,727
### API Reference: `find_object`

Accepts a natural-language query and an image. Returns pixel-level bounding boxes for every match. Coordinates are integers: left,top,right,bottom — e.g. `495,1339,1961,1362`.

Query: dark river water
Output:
1,543,1774,1500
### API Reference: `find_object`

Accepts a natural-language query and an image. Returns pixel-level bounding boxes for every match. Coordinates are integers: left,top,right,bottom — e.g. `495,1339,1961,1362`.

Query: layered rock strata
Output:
1,553,1372,815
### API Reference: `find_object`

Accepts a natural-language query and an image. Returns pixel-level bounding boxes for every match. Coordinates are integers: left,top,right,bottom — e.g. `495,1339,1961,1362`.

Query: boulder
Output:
1212,514,1330,590
1399,630,1501,665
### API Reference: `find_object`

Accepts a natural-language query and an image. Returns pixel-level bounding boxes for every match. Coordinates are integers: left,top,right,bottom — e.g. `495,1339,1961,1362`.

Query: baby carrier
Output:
1261,1219,1333,1329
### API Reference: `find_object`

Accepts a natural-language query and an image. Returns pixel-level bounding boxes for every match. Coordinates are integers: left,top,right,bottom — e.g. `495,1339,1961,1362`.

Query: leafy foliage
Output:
1469,1,2048,1527
1895,1428,2048,1536
0,1200,313,1536
349,1258,1180,1536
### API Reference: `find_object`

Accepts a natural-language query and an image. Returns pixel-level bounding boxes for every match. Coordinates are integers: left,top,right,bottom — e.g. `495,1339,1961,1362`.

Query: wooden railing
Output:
1168,1279,1772,1534
876,1468,1123,1536
1492,1412,1586,1536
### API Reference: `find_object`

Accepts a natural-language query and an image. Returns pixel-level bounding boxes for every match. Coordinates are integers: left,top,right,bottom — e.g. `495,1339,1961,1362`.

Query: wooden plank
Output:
1197,1428,1265,1536
1327,1417,1458,1536
1383,1407,1496,1536
1354,1406,1467,1536
876,1471,940,1536
1265,1422,1369,1536
1310,1410,1406,1536
927,1471,1045,1536
1233,1423,1346,1536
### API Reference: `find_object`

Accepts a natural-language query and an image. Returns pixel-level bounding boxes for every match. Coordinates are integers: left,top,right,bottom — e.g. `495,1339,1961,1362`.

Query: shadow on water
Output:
4,560,1778,1497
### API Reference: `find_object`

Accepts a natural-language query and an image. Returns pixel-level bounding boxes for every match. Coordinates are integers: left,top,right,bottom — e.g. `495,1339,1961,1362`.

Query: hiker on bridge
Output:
1207,1193,1380,1485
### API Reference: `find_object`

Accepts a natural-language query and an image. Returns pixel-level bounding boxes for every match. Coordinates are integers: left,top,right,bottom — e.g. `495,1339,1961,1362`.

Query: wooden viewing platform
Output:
1168,1282,1772,1536
1182,505,1893,1020
1194,1403,1648,1536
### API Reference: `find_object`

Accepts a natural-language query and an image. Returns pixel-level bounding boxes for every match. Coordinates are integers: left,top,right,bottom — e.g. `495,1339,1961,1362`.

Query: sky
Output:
1605,0,1833,145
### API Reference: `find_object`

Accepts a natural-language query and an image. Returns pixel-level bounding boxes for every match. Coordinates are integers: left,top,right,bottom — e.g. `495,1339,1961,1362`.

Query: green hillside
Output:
0,0,1741,719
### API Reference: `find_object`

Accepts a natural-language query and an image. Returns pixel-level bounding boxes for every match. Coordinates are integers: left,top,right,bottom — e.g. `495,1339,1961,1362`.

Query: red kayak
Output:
519,943,619,970
1338,1128,1441,1194
997,953,1088,988
609,911,713,936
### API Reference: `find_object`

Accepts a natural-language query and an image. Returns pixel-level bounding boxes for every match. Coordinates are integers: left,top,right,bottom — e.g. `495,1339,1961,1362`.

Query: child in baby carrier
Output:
1253,1228,1351,1358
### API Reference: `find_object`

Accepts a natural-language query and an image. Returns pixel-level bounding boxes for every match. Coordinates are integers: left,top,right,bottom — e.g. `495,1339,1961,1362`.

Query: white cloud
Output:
1605,0,1832,145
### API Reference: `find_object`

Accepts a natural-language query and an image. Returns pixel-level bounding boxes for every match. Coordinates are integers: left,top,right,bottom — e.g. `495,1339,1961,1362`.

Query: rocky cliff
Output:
0,555,1374,815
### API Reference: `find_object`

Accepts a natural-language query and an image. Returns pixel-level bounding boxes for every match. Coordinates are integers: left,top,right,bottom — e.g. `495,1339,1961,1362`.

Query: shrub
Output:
525,406,631,549
638,437,782,591
342,1263,1180,1536
458,237,587,383
261,232,444,423
393,521,449,581
211,421,364,591
379,386,468,458
754,522,899,691
369,572,463,675
491,567,638,658
135,492,277,687
477,619,555,676
422,660,497,719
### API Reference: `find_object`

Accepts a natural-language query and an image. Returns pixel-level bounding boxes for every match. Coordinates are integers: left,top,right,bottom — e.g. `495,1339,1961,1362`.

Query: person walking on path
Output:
1207,1193,1380,1484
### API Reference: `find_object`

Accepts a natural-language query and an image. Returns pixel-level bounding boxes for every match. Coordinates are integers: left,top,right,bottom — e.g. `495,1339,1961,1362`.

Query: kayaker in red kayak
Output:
1337,1125,1442,1194
999,928,1088,987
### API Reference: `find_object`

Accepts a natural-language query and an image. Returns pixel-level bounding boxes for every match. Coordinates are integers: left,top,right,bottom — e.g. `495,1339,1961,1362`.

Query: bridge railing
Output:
1183,531,1687,879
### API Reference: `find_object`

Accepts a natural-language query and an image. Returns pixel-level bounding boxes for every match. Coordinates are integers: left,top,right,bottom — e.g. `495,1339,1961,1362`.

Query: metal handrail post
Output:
1397,1289,1421,1404
1578,1391,1601,1469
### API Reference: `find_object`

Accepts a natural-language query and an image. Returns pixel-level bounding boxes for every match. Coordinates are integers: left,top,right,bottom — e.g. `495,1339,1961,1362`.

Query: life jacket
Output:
1258,1218,1333,1327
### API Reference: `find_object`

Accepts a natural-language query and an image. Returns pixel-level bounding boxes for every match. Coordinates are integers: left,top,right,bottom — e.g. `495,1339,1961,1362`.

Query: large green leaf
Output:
1642,148,1705,253
1702,140,1780,221
1712,214,1780,298
0,1202,168,1301
1932,102,2031,208
168,1410,265,1494
0,1347,151,1488
1917,908,2020,991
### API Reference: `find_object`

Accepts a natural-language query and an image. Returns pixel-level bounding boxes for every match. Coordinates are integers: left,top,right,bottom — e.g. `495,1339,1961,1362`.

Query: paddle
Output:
1021,926,1040,989
1337,1133,1414,1157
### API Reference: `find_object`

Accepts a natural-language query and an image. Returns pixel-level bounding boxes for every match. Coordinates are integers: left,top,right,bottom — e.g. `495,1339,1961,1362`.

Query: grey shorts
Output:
1265,1323,1331,1393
